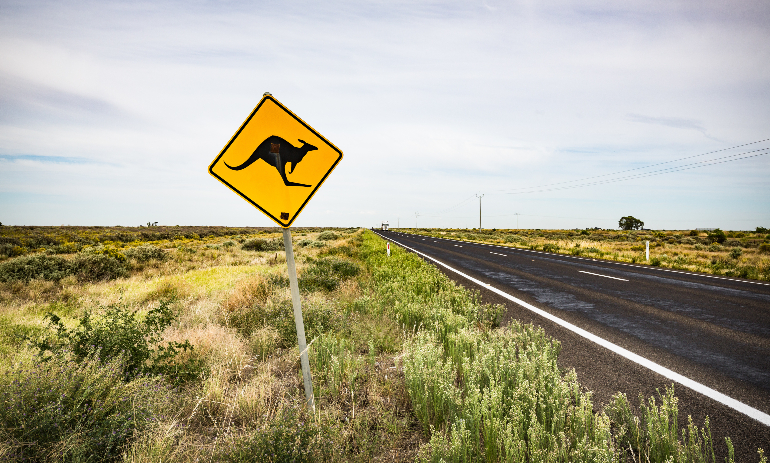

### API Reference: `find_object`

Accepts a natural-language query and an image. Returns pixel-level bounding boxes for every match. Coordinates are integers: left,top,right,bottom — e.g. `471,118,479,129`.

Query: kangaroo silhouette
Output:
225,136,317,187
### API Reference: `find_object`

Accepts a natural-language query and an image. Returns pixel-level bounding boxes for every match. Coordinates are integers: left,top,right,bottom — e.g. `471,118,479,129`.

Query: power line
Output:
498,138,769,193
505,148,768,195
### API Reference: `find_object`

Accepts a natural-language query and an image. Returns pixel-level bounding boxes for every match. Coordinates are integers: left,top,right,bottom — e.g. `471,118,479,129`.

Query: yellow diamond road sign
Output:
209,94,343,228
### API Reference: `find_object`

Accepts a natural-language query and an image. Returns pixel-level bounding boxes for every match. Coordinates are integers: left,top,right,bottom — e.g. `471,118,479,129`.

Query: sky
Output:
1,0,769,230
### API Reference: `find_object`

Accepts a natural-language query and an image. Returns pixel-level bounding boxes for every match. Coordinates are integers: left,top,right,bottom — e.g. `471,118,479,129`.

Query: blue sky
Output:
1,0,768,230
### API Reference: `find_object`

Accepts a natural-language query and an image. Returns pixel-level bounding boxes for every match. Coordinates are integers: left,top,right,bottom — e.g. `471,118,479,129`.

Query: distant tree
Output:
618,216,644,230
707,228,726,244
757,226,769,234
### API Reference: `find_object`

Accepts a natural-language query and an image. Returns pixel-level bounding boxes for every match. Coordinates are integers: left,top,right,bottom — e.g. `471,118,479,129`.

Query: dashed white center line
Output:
490,252,507,257
579,270,629,281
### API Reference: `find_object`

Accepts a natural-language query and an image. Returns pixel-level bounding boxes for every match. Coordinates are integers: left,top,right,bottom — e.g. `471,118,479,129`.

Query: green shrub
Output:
694,244,705,250
708,244,722,252
0,243,26,258
571,247,583,256
759,243,770,254
124,244,167,262
299,257,360,292
606,386,725,463
729,247,742,259
650,257,662,266
542,243,559,253
70,253,128,281
317,231,338,241
0,255,71,282
297,239,325,248
0,251,127,283
0,354,171,463
81,245,127,263
707,229,726,244
45,242,82,254
242,238,283,251
406,327,615,462
32,300,203,383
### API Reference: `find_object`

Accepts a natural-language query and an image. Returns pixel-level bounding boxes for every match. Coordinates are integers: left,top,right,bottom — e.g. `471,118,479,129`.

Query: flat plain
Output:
0,225,767,462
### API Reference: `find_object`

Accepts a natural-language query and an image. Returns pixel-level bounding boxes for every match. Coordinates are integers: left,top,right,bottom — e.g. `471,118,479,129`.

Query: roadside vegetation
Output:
400,227,770,281
0,226,765,461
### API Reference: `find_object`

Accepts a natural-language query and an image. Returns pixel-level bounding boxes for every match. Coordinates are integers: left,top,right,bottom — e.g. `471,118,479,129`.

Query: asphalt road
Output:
374,230,770,461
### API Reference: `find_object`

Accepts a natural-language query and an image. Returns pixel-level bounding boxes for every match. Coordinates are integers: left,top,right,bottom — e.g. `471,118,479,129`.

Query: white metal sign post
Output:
283,228,315,412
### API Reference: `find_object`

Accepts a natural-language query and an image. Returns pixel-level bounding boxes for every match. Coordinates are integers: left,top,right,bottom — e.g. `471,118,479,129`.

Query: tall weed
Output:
0,354,171,462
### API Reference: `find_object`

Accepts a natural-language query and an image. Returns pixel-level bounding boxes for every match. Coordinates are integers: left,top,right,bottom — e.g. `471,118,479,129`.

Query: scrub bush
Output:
242,238,283,251
124,244,167,262
606,387,727,463
32,300,203,383
70,253,128,282
542,243,559,253
45,242,82,254
0,243,25,258
299,257,360,292
707,229,726,244
317,231,338,241
729,248,743,259
297,239,325,248
0,354,171,463
0,255,71,282
504,234,525,244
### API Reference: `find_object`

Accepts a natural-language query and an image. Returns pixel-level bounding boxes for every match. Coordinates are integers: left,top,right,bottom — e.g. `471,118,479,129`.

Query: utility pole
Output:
514,212,520,229
415,212,419,228
475,194,484,230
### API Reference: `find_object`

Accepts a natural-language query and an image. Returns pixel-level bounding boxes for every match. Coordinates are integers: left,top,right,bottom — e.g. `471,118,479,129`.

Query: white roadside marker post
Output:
282,228,315,413
387,241,391,257
646,241,650,261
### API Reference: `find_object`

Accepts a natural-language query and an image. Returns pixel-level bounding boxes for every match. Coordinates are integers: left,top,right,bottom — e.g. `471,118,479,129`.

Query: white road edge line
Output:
377,233,770,428
579,270,629,282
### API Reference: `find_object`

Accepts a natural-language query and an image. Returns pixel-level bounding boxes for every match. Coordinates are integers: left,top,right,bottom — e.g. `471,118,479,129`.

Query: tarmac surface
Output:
374,230,770,461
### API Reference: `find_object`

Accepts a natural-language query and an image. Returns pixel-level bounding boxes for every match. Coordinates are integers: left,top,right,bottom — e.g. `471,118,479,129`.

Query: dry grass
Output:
0,228,424,462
